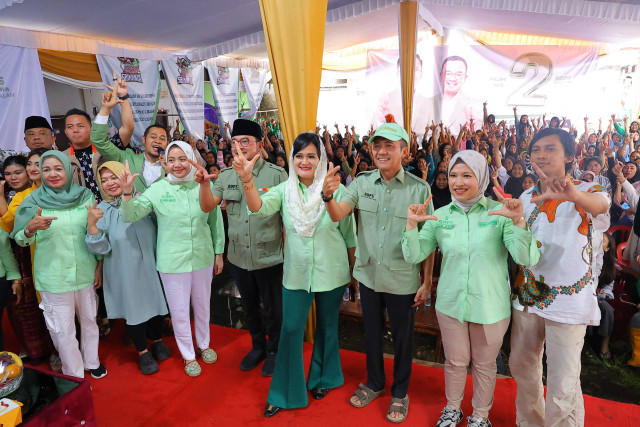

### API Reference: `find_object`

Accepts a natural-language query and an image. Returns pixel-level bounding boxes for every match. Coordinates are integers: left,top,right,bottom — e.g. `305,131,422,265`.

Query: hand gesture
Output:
101,86,123,110
407,195,437,228
231,141,259,180
490,166,499,181
611,114,616,122
188,159,216,184
118,160,140,195
85,201,103,226
530,163,579,204
26,207,58,233
483,101,488,107
488,188,524,221
322,162,341,198
513,106,518,114
0,180,5,193
612,160,624,179
11,280,22,305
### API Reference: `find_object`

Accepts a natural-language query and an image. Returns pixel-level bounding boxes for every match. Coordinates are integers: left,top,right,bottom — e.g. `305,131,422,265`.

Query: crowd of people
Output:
0,73,639,427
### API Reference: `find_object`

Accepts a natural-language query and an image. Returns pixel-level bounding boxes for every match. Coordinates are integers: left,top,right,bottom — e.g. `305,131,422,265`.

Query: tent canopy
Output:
1,0,639,61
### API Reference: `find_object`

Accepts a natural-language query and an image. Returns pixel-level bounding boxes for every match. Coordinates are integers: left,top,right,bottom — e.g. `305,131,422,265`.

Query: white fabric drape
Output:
203,57,269,70
42,70,104,90
0,0,22,10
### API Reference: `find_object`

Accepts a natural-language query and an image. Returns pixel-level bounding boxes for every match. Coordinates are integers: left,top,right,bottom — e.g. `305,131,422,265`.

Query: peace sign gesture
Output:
187,158,216,184
530,163,578,204
488,187,524,222
231,141,260,180
118,160,140,195
322,162,341,199
406,195,437,230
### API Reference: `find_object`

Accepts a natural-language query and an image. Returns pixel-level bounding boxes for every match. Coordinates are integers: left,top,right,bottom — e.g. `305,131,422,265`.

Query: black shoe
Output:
264,403,280,418
90,364,108,379
151,340,171,362
138,352,159,375
261,351,276,377
240,348,265,371
311,388,329,400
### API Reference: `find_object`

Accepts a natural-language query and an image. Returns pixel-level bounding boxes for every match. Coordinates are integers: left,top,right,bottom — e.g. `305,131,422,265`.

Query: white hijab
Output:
165,141,197,184
285,133,328,237
448,150,490,212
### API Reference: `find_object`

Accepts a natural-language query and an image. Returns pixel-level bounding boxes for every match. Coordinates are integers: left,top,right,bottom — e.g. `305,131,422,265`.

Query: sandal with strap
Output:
196,348,218,364
184,360,202,377
349,382,384,408
386,395,409,423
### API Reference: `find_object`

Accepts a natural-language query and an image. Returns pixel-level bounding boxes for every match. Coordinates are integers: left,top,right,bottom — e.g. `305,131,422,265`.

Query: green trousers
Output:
266,285,346,409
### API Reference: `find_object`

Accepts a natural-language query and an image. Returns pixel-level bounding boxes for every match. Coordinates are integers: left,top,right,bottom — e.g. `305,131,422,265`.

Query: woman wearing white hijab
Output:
401,150,540,427
233,132,356,417
118,141,225,378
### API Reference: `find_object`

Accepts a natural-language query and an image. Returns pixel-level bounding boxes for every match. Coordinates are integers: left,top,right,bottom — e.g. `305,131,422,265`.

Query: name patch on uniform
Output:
363,192,376,200
227,184,239,190
478,220,498,227
436,219,454,229
160,192,176,203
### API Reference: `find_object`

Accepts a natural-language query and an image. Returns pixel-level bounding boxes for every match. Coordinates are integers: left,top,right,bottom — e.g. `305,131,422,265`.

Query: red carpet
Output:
5,320,640,426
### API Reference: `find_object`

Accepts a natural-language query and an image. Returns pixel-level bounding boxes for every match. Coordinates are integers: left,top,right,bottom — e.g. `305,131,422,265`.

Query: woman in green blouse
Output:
402,150,540,427
12,151,106,379
119,141,225,378
226,133,356,417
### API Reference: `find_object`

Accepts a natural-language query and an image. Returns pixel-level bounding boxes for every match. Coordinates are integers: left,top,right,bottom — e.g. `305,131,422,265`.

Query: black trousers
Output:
360,283,415,399
232,263,283,353
0,277,8,350
125,315,165,353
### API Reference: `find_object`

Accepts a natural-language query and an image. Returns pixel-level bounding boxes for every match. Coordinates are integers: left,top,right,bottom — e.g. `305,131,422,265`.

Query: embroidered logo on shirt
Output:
160,192,176,203
436,219,454,229
363,192,375,200
478,220,498,227
227,184,239,190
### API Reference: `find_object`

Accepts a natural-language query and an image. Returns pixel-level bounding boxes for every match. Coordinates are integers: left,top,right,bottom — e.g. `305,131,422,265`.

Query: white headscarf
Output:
165,141,197,184
285,132,328,237
448,150,490,212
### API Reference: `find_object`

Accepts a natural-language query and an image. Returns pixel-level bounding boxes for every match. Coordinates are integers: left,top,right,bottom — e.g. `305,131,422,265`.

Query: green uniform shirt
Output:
14,196,99,293
212,157,287,271
341,168,432,295
402,197,540,324
0,229,20,281
252,182,356,292
120,180,225,274
90,122,165,192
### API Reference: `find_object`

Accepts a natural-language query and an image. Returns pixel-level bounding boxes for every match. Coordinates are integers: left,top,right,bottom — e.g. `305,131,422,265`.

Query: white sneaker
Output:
436,406,463,426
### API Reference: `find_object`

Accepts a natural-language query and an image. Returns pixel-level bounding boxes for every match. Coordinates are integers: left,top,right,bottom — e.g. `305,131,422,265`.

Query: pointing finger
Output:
234,141,245,160
423,194,433,207
93,201,98,209
187,158,204,171
36,207,42,216
492,187,505,202
531,163,547,181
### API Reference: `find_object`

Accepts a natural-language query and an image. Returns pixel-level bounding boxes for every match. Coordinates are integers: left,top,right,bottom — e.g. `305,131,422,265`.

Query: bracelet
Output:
242,180,255,191
513,216,526,226
123,192,132,197
240,175,253,184
320,191,333,203
118,94,130,100
24,226,33,237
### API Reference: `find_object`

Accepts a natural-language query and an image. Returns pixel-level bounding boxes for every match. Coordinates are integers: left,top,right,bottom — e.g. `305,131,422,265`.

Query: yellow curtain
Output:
259,0,327,343
399,0,418,136
38,49,102,82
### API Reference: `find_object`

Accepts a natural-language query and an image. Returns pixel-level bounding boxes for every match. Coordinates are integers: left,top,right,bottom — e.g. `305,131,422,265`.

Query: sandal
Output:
599,351,611,360
196,348,217,364
99,322,112,340
349,383,384,408
386,395,409,423
184,360,202,377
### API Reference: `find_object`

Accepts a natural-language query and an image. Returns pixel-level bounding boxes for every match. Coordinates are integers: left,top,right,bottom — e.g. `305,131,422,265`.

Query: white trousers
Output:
510,308,587,427
39,285,100,378
160,266,213,361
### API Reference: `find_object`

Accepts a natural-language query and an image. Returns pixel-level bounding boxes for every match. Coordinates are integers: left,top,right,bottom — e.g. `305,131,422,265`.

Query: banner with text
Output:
0,45,51,152
240,67,269,120
367,44,600,134
161,57,204,140
97,55,160,151
206,65,239,128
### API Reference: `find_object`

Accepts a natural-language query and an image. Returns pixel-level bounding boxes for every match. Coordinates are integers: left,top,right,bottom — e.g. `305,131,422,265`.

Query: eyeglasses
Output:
444,72,465,80
231,138,258,147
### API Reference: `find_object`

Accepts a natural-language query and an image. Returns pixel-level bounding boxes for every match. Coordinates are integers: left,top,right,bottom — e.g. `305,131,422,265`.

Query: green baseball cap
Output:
370,123,409,145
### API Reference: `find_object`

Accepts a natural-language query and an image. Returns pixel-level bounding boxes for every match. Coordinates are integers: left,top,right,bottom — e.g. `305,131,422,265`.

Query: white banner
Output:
97,55,160,151
161,56,204,140
206,65,238,128
0,44,51,152
240,67,269,119
366,44,600,134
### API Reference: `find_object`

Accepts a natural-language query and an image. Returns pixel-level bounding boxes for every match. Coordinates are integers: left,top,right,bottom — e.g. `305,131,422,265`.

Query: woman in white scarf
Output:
233,132,357,417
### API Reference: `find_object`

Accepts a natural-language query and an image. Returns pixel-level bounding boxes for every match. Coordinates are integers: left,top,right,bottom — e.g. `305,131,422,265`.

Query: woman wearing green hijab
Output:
12,151,107,379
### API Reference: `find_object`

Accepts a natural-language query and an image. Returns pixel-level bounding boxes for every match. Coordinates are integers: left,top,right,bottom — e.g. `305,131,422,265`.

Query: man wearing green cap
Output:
322,122,434,423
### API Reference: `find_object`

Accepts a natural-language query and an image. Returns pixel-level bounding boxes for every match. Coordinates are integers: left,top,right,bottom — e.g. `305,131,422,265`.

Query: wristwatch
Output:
118,94,130,100
320,191,333,203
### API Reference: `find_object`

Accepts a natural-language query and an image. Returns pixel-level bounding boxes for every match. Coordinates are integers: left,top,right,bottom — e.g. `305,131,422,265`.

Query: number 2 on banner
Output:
507,53,553,107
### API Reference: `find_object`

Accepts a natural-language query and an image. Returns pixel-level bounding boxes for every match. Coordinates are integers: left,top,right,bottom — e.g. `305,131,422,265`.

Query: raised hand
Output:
187,158,216,184
118,160,140,195
101,84,123,110
406,195,437,230
488,188,524,222
490,166,499,181
231,141,259,180
85,200,103,226
530,163,579,204
26,207,58,233
612,160,624,180
322,162,341,198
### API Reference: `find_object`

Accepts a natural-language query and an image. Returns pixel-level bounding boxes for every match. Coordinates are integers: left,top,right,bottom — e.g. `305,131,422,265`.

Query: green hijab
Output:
11,150,93,238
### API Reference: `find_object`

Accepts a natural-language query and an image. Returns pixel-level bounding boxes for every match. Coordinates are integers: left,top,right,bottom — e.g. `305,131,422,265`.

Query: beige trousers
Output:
436,310,511,419
510,308,587,427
